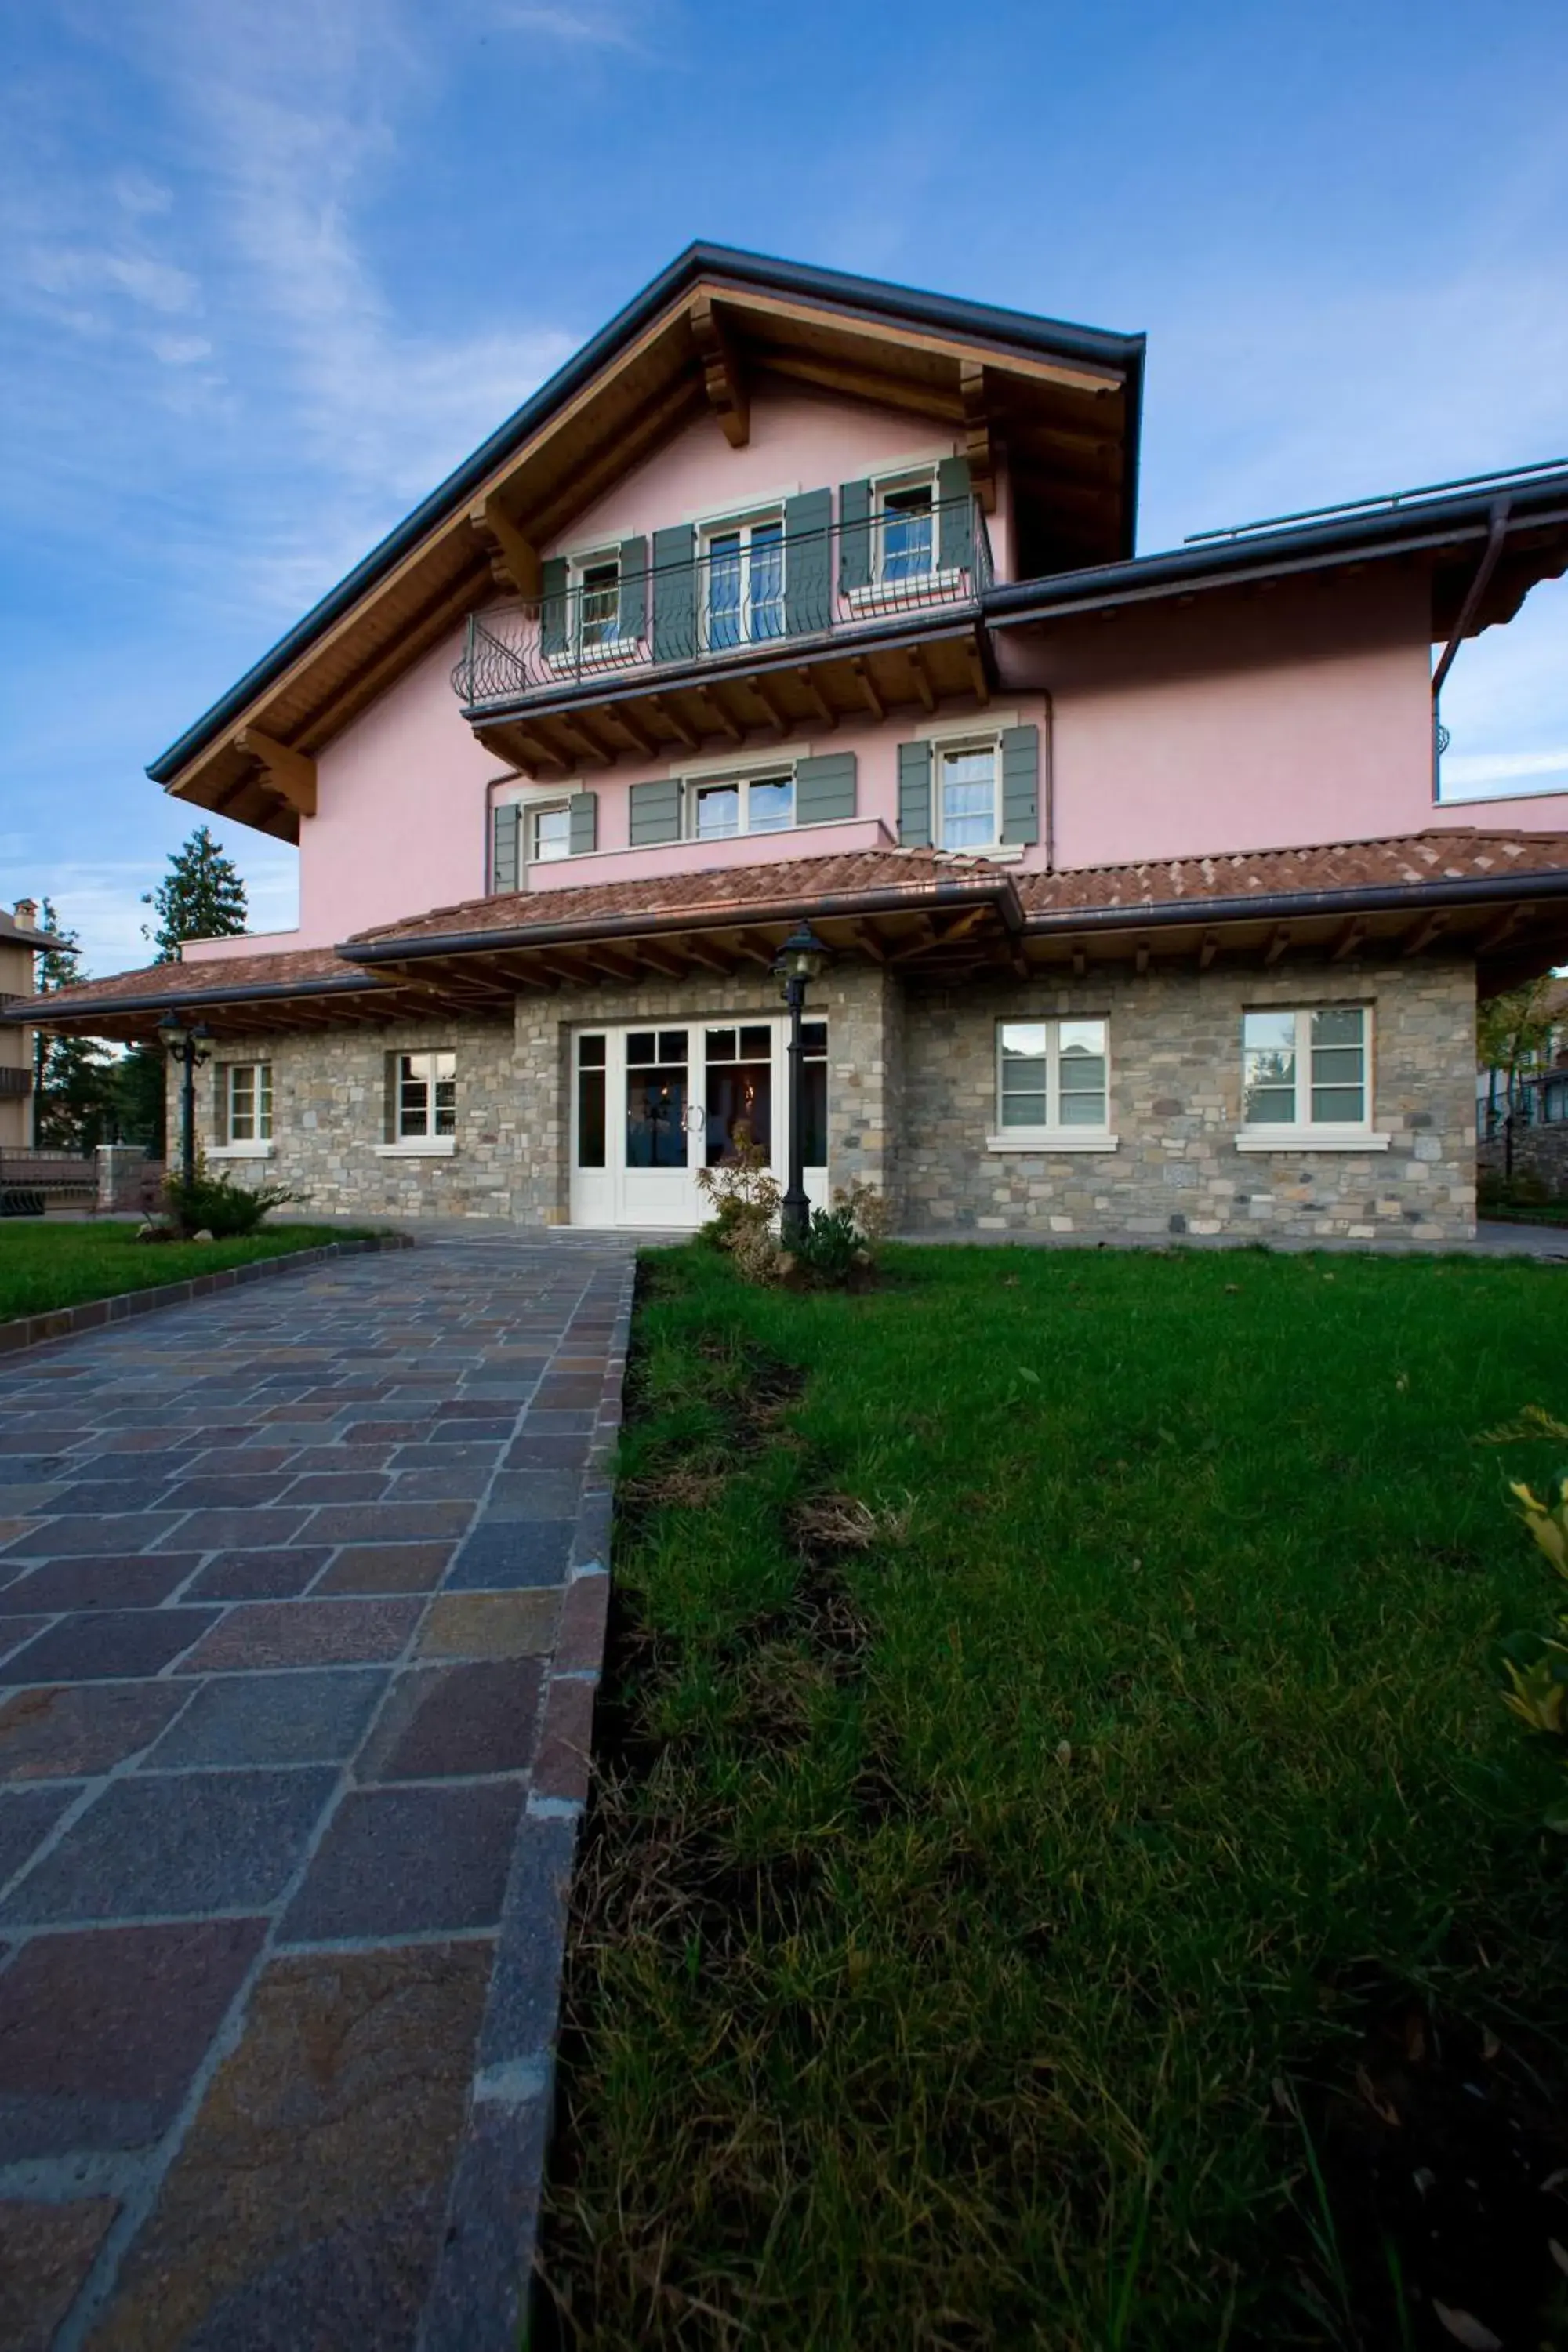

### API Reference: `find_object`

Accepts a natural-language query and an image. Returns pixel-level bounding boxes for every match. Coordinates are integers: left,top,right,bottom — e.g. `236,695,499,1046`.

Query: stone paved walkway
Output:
0,1233,635,2351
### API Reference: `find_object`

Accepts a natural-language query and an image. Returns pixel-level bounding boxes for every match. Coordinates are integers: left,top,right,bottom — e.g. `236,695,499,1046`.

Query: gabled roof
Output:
147,245,1145,839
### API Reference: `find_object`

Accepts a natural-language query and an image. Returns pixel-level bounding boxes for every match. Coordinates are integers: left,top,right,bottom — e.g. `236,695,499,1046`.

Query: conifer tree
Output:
31,900,114,1151
142,826,249,964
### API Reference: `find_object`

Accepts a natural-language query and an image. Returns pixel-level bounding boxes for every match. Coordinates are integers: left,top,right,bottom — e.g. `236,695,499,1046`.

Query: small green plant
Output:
162,1165,299,1240
694,1149,887,1290
1488,1407,1568,1828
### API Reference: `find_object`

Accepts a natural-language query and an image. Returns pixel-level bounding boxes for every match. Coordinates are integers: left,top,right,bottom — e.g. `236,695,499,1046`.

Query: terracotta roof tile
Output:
1014,828,1568,918
4,946,384,1018
347,846,1004,946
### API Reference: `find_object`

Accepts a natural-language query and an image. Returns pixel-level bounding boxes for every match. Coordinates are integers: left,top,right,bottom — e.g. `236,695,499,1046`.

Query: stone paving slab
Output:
0,1232,634,2350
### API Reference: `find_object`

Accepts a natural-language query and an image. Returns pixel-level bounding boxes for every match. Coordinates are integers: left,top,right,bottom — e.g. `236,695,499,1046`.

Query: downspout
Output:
1042,688,1056,873
1430,496,1511,800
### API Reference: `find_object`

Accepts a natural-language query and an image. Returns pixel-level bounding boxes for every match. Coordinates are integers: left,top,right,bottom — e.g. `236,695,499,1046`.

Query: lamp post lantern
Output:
158,1016,213,1189
771,918,831,1248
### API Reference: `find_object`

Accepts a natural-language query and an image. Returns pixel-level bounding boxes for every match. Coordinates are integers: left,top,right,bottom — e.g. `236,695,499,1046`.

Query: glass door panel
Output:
624,1029,690,1168
704,1025,772,1163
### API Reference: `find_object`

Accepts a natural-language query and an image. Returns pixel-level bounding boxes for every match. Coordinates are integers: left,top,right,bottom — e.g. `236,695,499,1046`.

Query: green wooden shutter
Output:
618,536,647,641
897,741,933,846
1000,725,1040,847
568,790,599,855
938,456,973,573
539,557,569,655
492,801,521,893
838,479,871,592
652,525,695,664
795,751,857,826
784,488,832,636
629,779,683,845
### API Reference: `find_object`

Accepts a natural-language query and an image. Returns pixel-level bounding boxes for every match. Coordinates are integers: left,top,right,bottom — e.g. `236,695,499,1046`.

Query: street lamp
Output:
771,917,831,1247
158,1015,213,1189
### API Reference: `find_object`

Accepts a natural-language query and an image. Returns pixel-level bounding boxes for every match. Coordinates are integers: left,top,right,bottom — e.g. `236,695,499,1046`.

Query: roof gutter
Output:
1430,497,1511,701
345,872,1024,965
1022,863,1568,939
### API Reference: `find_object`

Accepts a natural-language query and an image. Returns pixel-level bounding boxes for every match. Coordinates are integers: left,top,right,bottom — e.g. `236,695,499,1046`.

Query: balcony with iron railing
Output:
451,493,994,739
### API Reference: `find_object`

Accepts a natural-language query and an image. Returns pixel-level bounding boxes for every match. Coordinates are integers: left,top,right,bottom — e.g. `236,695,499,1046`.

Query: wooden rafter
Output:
636,941,688,980
469,496,543,600
852,921,888,966
303,566,486,752
528,375,702,545
731,929,780,967
695,688,743,745
1330,918,1367,963
1264,925,1292,967
690,294,750,448
959,362,997,514
612,705,657,759
849,656,884,720
234,729,318,819
1134,937,1151,975
964,638,991,708
1198,932,1220,971
1475,902,1532,957
745,673,790,735
677,933,734,973
1071,938,1087,978
652,694,699,752
796,667,837,728
1401,909,1448,957
906,645,937,713
757,349,964,424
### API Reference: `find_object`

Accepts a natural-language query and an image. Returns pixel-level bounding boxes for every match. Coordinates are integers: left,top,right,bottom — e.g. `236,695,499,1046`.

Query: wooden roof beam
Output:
469,497,543,601
796,667,837,729
690,294,750,448
1330,918,1367,963
235,729,318,819
306,564,488,750
849,656,884,721
731,929,781,967
1264,925,1292,967
677,933,735,973
1401,909,1448,958
528,375,702,544
906,645,936,713
635,941,688,980
695,687,743,745
1198,931,1220,970
745,673,790,735
960,362,997,515
757,348,964,425
651,694,699,752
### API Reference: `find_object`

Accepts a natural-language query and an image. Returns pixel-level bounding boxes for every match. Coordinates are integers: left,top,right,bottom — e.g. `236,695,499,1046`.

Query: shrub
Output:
1486,1406,1568,1829
161,1167,299,1239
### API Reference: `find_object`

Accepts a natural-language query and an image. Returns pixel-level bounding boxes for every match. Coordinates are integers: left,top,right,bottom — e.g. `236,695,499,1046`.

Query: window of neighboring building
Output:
937,742,999,850
689,770,796,842
530,802,572,863
221,1062,272,1144
1241,1007,1370,1134
702,514,786,649
392,1051,456,1141
993,1018,1110,1144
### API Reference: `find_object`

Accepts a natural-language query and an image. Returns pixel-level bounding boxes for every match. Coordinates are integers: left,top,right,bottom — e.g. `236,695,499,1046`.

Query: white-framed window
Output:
990,1018,1112,1149
875,469,937,585
701,511,786,650
222,1062,272,1144
937,740,999,850
1239,1006,1381,1148
688,768,796,842
529,802,572,863
570,549,622,649
391,1051,456,1141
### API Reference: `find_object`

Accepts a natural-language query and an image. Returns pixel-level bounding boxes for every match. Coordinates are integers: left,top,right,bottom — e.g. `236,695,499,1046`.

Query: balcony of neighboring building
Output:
449,477,997,775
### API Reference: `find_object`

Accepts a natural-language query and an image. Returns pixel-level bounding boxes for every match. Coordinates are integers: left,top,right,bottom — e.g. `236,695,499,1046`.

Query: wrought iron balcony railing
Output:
452,493,993,711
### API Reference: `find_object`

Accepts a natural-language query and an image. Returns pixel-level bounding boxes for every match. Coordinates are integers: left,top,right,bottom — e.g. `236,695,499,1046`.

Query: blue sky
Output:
3,0,1566,971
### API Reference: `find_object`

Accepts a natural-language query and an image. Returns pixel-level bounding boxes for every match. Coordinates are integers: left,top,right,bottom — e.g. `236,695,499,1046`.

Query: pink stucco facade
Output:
180,383,1568,967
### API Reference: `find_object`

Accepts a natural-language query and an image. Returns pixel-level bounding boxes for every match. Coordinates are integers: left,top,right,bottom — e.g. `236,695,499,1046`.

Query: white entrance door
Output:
568,1018,829,1231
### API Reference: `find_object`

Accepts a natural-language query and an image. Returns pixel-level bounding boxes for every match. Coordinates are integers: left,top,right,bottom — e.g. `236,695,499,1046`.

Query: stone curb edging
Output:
0,1232,416,1358
416,1250,638,2352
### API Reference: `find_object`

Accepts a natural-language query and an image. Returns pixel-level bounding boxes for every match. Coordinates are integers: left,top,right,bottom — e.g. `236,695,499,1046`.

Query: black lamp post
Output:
158,1016,213,1188
772,918,831,1247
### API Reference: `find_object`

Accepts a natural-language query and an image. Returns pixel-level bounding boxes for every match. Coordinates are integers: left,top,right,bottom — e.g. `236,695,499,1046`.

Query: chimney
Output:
13,900,36,931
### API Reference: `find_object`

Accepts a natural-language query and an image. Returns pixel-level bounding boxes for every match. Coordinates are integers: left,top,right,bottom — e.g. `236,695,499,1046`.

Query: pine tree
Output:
142,827,249,964
31,900,114,1152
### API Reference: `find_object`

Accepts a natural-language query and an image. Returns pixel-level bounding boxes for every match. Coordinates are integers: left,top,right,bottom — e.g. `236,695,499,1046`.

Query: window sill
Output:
986,1131,1119,1154
1235,1130,1389,1153
208,1142,274,1160
374,1138,457,1158
942,842,1025,863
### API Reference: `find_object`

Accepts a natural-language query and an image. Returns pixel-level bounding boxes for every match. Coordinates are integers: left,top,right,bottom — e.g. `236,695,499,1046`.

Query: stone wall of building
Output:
177,960,899,1225
898,955,1478,1243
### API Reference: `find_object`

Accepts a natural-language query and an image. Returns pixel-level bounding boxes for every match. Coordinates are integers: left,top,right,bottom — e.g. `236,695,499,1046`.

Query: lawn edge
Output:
414,1244,637,2352
0,1232,415,1357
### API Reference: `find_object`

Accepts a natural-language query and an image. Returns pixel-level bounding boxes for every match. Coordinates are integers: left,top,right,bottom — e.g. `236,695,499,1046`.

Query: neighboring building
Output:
10,245,1568,1242
1478,978,1568,1195
0,900,60,1151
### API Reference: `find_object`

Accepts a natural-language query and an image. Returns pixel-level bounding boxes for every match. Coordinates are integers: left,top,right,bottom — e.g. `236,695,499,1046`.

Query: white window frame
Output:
874,466,939,584
935,735,1002,852
685,764,797,844
987,1017,1117,1152
211,1061,274,1159
568,546,625,650
376,1049,458,1156
528,800,573,865
1236,1004,1388,1151
698,507,787,653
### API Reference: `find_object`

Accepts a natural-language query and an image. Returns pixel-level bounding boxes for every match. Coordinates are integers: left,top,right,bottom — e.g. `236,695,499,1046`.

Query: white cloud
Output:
486,1,648,50
150,332,213,365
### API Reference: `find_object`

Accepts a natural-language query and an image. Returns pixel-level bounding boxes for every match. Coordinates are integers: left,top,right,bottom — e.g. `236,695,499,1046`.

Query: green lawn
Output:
539,1243,1568,2351
0,1219,366,1321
